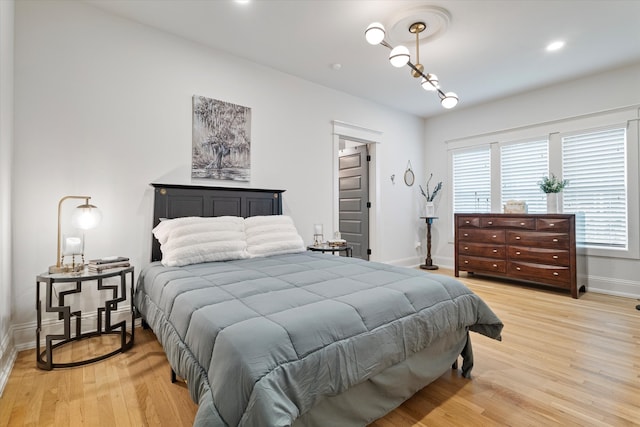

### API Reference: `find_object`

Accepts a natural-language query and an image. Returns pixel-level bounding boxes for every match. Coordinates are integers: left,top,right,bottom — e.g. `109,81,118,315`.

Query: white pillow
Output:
153,216,203,245
152,216,248,267
244,215,305,258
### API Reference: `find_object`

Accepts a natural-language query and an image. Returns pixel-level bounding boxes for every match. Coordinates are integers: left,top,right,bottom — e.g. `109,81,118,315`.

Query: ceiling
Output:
86,0,640,118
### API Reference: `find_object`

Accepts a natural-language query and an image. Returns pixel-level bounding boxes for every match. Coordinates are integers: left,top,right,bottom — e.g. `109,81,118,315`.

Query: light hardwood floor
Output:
1,270,639,426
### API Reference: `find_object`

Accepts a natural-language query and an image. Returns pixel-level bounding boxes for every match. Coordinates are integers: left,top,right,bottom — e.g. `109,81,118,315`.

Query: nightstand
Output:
36,266,135,370
307,244,353,257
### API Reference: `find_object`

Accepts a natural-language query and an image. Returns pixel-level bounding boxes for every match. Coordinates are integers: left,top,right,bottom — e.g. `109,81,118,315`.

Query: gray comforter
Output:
135,252,503,426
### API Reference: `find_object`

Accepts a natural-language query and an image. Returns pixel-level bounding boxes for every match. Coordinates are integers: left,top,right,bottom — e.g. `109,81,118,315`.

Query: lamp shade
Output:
365,22,385,45
421,74,439,91
441,92,459,109
389,45,410,68
71,203,102,230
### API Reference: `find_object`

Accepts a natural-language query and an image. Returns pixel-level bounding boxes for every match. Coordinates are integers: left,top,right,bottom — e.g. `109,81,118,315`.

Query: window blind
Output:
453,148,491,213
500,140,548,213
562,128,627,248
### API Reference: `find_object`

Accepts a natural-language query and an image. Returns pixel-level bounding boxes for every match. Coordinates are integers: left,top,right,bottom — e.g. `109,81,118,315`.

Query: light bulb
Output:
441,92,459,109
421,74,439,91
71,204,102,230
365,22,385,45
389,45,410,68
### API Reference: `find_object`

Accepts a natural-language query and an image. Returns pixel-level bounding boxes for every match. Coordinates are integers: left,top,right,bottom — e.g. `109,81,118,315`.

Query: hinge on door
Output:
366,155,371,161
367,249,372,255
366,202,371,208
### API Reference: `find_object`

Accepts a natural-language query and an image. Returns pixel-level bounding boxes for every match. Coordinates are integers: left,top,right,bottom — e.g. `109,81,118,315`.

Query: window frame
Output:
451,146,493,214
558,123,637,258
499,138,550,214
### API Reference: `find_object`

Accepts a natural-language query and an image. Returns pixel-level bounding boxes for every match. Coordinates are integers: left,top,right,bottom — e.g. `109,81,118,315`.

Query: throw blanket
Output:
135,253,503,426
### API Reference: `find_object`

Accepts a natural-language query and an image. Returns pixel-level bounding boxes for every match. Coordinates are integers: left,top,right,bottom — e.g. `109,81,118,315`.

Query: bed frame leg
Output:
171,369,177,383
452,359,458,370
142,319,150,329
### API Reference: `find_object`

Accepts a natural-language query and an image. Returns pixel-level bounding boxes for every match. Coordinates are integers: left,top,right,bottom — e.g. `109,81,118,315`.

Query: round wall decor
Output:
404,161,415,186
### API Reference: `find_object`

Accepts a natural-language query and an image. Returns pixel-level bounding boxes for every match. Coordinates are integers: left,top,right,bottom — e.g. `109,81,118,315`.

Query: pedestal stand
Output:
419,216,438,270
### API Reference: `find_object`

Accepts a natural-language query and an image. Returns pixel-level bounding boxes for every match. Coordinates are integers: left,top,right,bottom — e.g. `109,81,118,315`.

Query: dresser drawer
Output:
458,256,506,273
537,217,570,232
457,216,480,228
508,246,570,265
459,229,506,244
459,242,505,258
508,262,571,287
507,231,569,249
481,216,536,229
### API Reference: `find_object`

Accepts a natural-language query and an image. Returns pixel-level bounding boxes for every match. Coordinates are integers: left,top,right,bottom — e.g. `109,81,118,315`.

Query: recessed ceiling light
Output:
235,0,250,4
331,63,342,71
546,41,565,52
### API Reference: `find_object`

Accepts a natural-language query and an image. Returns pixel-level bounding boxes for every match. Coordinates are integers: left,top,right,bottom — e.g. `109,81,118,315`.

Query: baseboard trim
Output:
586,275,640,299
0,326,17,397
385,257,423,268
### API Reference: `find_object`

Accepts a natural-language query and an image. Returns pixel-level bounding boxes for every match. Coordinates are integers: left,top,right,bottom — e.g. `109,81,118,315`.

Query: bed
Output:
135,184,503,427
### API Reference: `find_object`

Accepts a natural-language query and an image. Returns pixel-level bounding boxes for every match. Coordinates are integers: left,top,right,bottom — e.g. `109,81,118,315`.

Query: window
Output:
452,148,491,213
448,107,637,256
562,128,627,248
500,140,548,213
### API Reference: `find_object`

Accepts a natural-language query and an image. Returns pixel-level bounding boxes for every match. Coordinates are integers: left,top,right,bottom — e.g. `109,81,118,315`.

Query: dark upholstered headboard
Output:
150,183,284,262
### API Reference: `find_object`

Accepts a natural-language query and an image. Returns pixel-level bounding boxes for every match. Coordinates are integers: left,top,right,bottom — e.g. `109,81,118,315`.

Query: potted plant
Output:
420,174,442,217
538,173,568,213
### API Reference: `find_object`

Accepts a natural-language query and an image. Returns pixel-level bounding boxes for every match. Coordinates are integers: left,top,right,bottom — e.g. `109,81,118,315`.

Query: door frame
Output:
332,120,382,261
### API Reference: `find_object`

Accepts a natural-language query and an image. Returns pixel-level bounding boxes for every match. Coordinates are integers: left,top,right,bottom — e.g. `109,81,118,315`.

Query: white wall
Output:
425,62,640,298
11,1,425,346
0,0,15,396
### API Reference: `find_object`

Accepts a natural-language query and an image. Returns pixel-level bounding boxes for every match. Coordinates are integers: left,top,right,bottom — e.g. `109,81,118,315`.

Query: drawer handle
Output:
492,264,498,268
492,235,497,238
464,260,469,264
515,251,521,255
553,255,559,259
520,222,525,226
515,236,521,240
516,267,521,271
493,249,498,253
488,221,493,225
464,233,469,237
464,246,469,250
553,238,559,242
553,272,559,276
465,220,470,224
549,223,555,227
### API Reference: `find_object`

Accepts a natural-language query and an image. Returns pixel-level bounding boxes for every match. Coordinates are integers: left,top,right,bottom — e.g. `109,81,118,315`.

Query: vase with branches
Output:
420,174,442,217
420,173,443,202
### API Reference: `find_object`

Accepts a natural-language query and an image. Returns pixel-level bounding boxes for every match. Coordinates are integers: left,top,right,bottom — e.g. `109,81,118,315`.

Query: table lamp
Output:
49,196,102,274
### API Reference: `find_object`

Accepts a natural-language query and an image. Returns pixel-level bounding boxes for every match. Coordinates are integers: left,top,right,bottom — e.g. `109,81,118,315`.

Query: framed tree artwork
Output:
192,95,251,182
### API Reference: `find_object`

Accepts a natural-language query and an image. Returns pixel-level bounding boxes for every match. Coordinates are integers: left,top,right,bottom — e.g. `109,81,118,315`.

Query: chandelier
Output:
365,21,458,109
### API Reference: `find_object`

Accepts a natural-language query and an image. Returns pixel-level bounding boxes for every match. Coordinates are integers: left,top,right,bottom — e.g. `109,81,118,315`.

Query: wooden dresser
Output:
455,213,584,298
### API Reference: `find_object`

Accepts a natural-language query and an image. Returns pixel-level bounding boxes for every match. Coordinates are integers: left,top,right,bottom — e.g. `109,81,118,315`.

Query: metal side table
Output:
36,266,135,370
307,243,353,257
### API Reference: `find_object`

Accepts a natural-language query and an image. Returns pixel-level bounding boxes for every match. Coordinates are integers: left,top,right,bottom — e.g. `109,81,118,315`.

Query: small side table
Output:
36,266,135,370
307,244,353,257
419,216,439,270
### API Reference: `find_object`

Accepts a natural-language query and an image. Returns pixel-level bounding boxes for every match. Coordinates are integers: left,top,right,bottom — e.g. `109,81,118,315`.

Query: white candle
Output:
64,236,82,254
314,224,323,235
